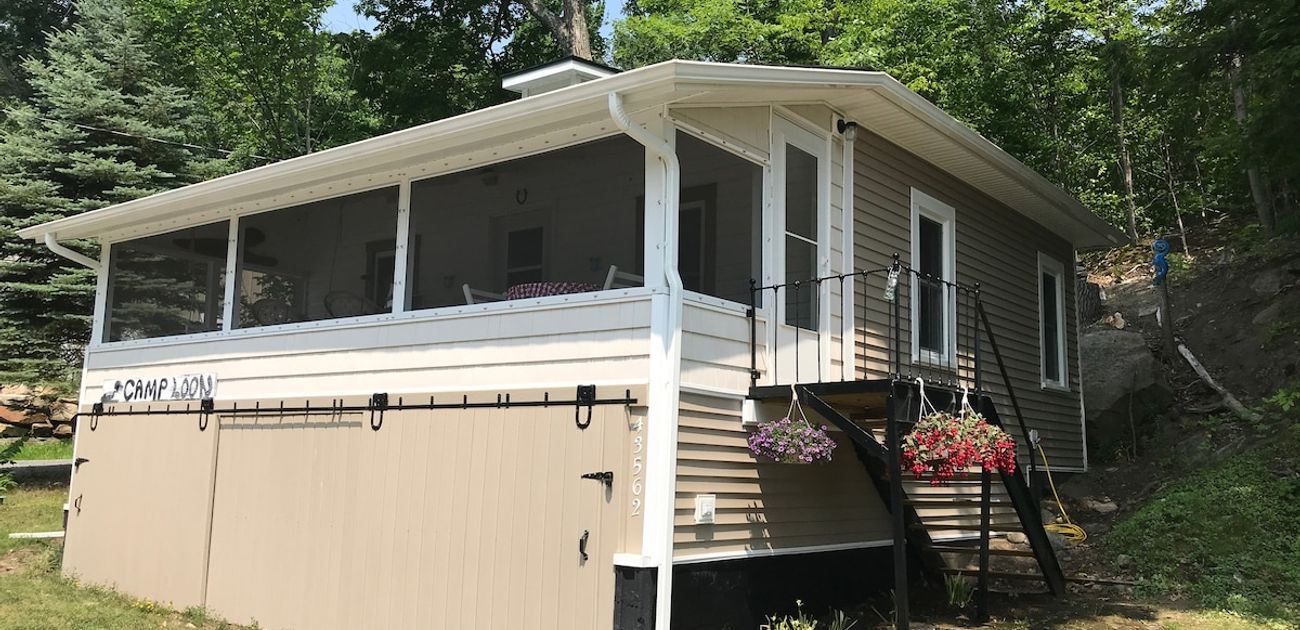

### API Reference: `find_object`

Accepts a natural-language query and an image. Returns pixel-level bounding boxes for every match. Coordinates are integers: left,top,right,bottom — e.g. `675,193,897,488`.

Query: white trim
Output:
839,121,857,380
909,188,957,365
1037,252,1068,390
501,58,616,96
90,241,110,347
673,540,892,564
1073,251,1089,472
613,553,657,568
681,290,749,315
392,180,412,313
678,383,749,399
221,220,239,332
88,287,660,352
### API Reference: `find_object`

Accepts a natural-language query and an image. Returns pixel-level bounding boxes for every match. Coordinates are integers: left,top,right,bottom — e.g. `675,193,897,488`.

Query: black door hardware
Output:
74,457,89,469
579,530,590,563
581,471,614,489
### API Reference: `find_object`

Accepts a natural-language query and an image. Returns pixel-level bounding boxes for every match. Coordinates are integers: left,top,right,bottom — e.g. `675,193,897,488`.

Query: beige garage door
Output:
203,403,627,630
62,412,218,609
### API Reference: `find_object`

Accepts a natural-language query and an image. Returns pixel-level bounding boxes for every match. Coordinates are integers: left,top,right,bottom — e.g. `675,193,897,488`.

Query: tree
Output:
137,0,382,161
0,0,75,97
354,0,605,132
0,0,214,389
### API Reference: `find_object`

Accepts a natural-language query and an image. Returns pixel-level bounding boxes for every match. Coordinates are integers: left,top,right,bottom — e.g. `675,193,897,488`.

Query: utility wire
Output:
2,108,275,163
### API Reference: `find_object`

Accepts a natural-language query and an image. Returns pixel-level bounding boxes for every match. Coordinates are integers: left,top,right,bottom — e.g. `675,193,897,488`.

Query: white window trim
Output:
909,188,956,366
1038,252,1069,390
770,114,832,376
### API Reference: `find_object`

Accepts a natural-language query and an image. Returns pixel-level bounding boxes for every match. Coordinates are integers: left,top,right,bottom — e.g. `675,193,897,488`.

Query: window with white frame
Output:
1039,252,1068,388
782,135,820,329
910,189,955,363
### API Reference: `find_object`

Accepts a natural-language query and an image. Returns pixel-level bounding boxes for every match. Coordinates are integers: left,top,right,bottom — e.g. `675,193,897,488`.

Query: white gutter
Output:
44,233,100,271
840,121,857,378
609,92,683,630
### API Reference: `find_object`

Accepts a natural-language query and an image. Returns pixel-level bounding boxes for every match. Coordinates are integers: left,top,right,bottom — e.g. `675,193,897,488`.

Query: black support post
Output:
886,381,909,630
976,469,992,622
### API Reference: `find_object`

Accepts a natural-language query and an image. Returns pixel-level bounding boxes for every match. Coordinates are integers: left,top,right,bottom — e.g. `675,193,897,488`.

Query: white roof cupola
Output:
501,56,619,97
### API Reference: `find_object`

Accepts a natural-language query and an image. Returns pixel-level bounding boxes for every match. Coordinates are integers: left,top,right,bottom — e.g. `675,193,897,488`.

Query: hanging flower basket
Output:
901,408,1017,485
747,416,838,464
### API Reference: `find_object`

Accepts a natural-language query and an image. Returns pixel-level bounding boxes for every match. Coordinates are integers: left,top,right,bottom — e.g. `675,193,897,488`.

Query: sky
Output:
322,0,622,41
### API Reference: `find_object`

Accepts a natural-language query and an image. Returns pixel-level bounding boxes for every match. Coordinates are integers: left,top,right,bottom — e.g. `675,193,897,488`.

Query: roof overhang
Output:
19,61,1124,249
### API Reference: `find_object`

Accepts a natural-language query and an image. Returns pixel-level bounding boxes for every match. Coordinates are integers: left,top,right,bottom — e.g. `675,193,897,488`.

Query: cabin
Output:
19,58,1123,630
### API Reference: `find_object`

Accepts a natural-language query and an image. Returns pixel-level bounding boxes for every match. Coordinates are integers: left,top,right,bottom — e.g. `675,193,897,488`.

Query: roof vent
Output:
502,56,619,98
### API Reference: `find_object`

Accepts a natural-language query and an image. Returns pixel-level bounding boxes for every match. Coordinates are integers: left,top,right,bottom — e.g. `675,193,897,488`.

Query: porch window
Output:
910,189,955,362
1039,253,1068,388
783,143,818,329
406,136,644,309
104,221,230,341
234,186,400,328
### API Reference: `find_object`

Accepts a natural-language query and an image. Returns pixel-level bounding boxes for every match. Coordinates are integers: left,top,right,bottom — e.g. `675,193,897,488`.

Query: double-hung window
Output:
910,189,955,363
781,130,821,330
1039,253,1068,388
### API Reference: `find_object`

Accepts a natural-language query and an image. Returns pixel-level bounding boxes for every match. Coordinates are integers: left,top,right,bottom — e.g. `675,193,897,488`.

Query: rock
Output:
1084,498,1119,514
1116,554,1133,568
1080,329,1174,453
1005,532,1028,545
29,421,54,438
50,401,77,422
52,423,73,438
1,424,27,438
1251,269,1282,295
1102,312,1127,329
1253,302,1284,326
0,406,28,426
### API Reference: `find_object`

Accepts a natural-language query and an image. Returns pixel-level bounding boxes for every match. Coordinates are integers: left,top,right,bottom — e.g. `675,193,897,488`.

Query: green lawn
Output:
0,484,248,630
1,438,75,461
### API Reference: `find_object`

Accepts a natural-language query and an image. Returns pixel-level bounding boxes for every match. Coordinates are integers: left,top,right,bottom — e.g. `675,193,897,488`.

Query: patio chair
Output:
603,265,644,290
462,283,506,305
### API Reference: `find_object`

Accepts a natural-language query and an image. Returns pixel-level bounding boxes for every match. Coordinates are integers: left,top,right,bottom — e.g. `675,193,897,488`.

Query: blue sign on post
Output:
1152,239,1170,285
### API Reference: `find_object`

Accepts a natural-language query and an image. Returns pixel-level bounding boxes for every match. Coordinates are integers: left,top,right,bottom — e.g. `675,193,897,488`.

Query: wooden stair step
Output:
929,545,1037,558
905,498,1013,507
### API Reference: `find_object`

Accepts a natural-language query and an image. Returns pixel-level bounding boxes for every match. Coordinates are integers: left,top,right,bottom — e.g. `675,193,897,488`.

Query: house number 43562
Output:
630,417,644,517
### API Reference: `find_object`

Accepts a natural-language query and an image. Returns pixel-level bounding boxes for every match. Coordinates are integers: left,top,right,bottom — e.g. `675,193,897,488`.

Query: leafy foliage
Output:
0,0,216,389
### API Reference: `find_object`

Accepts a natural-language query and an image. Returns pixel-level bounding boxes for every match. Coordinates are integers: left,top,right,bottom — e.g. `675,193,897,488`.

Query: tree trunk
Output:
518,0,592,59
1228,54,1274,231
1111,70,1139,242
1163,145,1191,256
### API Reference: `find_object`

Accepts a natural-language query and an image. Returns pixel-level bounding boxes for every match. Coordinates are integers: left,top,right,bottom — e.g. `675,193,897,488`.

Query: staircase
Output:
755,379,1066,621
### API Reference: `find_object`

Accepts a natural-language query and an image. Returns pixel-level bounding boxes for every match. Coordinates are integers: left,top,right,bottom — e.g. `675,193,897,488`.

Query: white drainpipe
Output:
43,233,100,271
609,92,683,630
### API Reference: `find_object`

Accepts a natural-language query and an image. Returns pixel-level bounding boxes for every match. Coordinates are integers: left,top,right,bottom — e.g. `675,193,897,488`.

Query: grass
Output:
0,483,249,630
3,439,75,461
1105,398,1300,626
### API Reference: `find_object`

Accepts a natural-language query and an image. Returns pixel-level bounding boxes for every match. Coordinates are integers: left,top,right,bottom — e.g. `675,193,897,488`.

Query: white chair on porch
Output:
462,284,506,305
603,265,644,290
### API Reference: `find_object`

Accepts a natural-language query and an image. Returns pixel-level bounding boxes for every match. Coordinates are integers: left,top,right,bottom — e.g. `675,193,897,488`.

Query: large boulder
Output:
1080,329,1173,455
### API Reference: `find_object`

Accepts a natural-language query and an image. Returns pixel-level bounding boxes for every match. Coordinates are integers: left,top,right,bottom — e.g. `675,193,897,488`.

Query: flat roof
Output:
19,61,1124,248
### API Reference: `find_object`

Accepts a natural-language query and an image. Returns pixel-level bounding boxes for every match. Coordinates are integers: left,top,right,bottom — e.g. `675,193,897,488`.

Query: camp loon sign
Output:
100,373,217,403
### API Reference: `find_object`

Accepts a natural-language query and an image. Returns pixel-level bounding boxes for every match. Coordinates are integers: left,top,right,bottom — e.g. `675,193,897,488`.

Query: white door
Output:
769,115,830,384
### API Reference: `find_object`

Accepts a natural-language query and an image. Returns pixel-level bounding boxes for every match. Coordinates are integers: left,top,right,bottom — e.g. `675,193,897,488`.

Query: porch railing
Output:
747,254,1040,481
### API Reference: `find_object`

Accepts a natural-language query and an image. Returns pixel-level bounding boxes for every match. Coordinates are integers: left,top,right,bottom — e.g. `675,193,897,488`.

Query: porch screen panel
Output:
105,221,230,342
235,187,399,328
675,134,761,305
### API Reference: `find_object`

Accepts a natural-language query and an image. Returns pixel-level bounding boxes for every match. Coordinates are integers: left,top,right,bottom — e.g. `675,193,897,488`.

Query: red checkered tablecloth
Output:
505,281,601,300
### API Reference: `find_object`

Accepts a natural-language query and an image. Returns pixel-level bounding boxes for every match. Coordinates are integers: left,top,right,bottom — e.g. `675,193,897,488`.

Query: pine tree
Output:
0,0,215,390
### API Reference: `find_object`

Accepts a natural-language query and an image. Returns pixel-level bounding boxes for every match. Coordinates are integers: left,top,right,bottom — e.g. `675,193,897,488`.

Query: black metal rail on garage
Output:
87,385,638,432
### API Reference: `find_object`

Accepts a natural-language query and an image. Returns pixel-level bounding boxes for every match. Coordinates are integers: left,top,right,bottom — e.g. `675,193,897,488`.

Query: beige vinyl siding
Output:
61,413,217,609
680,296,766,393
66,387,643,630
673,392,891,559
80,293,653,402
852,131,1085,469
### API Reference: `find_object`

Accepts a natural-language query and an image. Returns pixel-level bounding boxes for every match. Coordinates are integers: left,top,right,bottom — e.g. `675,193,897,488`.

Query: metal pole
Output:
749,279,758,390
977,469,991,622
886,382,909,630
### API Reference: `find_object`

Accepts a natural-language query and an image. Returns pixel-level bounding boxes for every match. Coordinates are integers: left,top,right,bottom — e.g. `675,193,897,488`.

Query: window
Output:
505,226,545,286
235,187,400,328
783,142,819,329
104,221,230,342
1039,253,1068,388
910,189,955,363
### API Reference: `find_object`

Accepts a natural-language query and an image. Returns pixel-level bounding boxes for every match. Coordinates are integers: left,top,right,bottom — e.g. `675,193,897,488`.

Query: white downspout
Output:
44,233,100,271
609,92,683,630
839,122,857,379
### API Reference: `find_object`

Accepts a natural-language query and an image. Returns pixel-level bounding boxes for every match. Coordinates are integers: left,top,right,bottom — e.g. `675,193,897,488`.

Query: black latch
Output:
89,403,103,432
369,392,389,431
74,457,89,469
198,397,215,431
575,385,597,429
581,470,614,489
